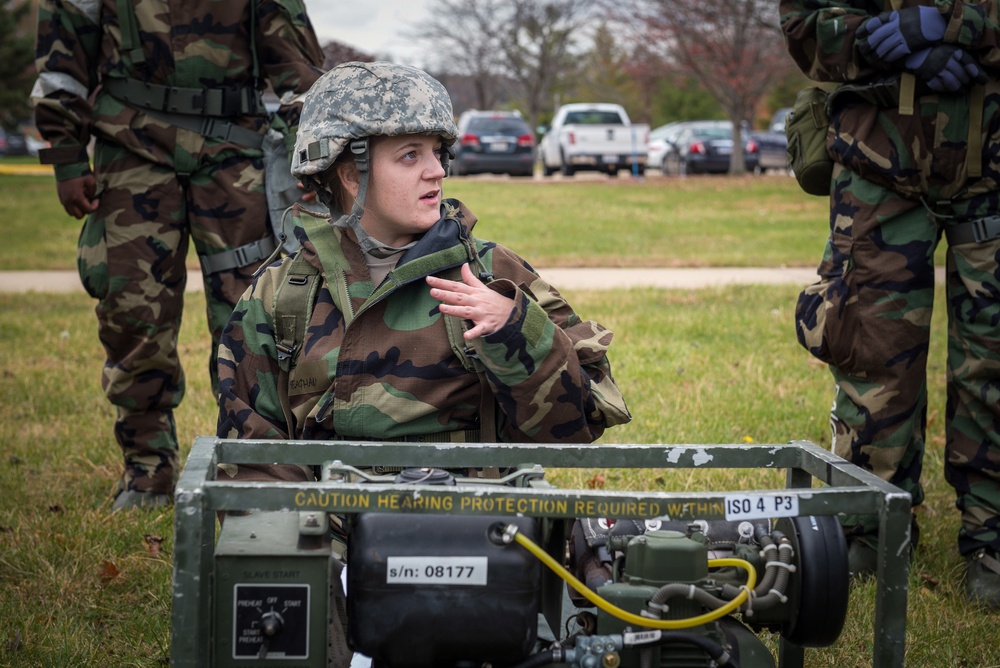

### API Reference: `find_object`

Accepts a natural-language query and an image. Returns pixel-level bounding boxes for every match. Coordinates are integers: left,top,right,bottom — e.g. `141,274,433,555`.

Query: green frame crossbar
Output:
171,438,911,668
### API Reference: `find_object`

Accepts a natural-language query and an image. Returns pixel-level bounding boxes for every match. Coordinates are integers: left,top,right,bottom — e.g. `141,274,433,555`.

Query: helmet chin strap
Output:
329,137,417,259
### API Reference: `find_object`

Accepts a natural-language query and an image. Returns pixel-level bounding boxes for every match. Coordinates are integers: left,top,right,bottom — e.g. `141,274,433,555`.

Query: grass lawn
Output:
0,168,831,270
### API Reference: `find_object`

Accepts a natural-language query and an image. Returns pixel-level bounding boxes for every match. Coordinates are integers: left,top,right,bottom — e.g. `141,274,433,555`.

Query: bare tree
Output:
627,0,793,174
321,41,375,70
411,0,597,131
499,0,597,132
407,0,508,110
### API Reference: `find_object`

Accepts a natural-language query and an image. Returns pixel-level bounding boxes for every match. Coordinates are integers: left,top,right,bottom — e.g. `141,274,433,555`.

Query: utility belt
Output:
946,215,1000,246
103,77,267,149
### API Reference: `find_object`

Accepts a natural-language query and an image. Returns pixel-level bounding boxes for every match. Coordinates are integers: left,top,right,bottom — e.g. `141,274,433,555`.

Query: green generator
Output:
171,439,913,668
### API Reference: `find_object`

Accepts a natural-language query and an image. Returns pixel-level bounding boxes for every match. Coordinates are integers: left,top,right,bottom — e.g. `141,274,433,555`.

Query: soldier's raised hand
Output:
427,263,515,339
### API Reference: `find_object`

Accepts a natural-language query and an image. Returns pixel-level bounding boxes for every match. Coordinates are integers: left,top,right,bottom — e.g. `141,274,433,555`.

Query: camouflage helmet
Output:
291,61,458,179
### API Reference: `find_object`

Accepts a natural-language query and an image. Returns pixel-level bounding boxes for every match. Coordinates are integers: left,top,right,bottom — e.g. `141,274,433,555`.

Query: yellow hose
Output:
509,527,757,630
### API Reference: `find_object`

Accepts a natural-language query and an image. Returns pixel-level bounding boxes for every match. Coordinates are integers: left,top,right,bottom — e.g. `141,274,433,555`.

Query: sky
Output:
305,1,434,66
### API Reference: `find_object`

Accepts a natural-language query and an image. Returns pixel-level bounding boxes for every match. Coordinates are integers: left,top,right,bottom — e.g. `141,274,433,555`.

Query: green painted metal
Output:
171,438,911,668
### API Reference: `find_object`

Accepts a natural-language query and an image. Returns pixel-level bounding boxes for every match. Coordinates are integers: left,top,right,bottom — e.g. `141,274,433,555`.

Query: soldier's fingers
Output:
459,263,484,288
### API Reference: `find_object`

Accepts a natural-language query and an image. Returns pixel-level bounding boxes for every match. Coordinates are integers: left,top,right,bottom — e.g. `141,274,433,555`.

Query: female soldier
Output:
215,61,630,474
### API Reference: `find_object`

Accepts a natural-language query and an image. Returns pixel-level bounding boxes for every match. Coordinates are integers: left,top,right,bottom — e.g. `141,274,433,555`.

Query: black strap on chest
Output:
946,215,1000,246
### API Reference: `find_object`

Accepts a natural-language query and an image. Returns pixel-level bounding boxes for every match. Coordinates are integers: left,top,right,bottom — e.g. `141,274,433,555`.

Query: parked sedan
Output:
661,121,758,175
748,130,789,172
451,111,535,177
646,122,685,171
750,107,792,172
0,128,29,157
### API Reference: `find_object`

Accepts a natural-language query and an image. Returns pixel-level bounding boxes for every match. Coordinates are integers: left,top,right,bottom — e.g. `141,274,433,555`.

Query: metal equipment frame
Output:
171,437,911,668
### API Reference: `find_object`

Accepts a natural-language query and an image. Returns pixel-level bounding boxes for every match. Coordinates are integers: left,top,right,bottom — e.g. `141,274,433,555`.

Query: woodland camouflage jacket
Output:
32,0,323,181
780,0,1000,198
217,200,632,450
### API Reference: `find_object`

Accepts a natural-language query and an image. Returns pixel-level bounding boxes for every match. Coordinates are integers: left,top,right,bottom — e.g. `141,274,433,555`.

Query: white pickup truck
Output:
539,103,649,177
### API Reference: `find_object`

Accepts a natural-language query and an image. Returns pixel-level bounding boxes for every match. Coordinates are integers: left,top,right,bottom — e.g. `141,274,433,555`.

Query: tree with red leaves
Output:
627,0,794,174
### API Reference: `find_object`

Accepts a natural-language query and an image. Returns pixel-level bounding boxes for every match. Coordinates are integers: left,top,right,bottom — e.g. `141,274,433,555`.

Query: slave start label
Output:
723,493,799,521
386,556,488,586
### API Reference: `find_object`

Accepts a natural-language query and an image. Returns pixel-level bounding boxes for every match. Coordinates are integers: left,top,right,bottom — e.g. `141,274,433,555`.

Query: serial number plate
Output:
723,494,799,521
386,556,488,585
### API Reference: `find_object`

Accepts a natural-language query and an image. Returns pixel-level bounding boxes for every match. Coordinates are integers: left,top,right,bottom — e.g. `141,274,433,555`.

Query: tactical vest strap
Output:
274,255,321,374
967,84,985,178
273,255,322,437
116,0,146,68
200,236,278,275
945,215,1000,246
885,0,915,116
104,78,266,117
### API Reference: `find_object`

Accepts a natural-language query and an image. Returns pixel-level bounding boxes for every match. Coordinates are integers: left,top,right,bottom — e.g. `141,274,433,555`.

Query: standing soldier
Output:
31,0,324,509
781,0,1000,608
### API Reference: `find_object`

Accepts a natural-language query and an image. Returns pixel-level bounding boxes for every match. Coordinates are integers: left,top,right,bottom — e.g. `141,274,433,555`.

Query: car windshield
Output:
650,126,678,140
563,111,624,125
467,118,528,135
692,127,732,140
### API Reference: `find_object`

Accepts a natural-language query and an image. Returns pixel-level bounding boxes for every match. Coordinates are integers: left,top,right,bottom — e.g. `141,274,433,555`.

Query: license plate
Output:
717,147,732,155
602,154,618,163
488,142,509,152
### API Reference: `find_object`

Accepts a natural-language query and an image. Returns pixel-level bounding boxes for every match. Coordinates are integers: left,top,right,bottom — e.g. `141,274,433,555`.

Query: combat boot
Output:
112,489,172,511
966,547,1000,610
846,534,879,579
845,515,919,580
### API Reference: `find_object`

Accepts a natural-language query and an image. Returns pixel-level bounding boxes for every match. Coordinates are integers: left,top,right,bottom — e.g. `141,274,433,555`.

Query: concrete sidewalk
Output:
0,267,823,293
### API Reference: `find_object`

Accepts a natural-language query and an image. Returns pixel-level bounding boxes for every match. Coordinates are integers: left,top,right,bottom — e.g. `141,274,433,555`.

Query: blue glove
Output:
858,7,947,63
904,45,988,92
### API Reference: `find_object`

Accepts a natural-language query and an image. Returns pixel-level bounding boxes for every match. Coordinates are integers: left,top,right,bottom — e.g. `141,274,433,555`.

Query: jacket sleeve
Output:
473,247,631,444
256,0,325,150
780,0,885,82
31,0,101,181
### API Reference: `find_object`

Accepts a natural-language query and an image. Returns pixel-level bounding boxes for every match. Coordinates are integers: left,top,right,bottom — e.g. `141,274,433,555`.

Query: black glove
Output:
904,45,988,92
857,7,947,63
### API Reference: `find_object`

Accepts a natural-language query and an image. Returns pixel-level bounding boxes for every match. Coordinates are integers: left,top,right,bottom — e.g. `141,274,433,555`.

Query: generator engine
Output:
548,514,850,668
209,466,850,668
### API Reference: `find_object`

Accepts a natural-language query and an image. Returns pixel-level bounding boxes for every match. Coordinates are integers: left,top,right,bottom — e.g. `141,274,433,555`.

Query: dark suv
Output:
452,111,535,177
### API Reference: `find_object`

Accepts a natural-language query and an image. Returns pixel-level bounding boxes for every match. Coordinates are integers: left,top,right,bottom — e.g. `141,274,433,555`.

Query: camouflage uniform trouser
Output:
796,164,1000,555
77,137,271,495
